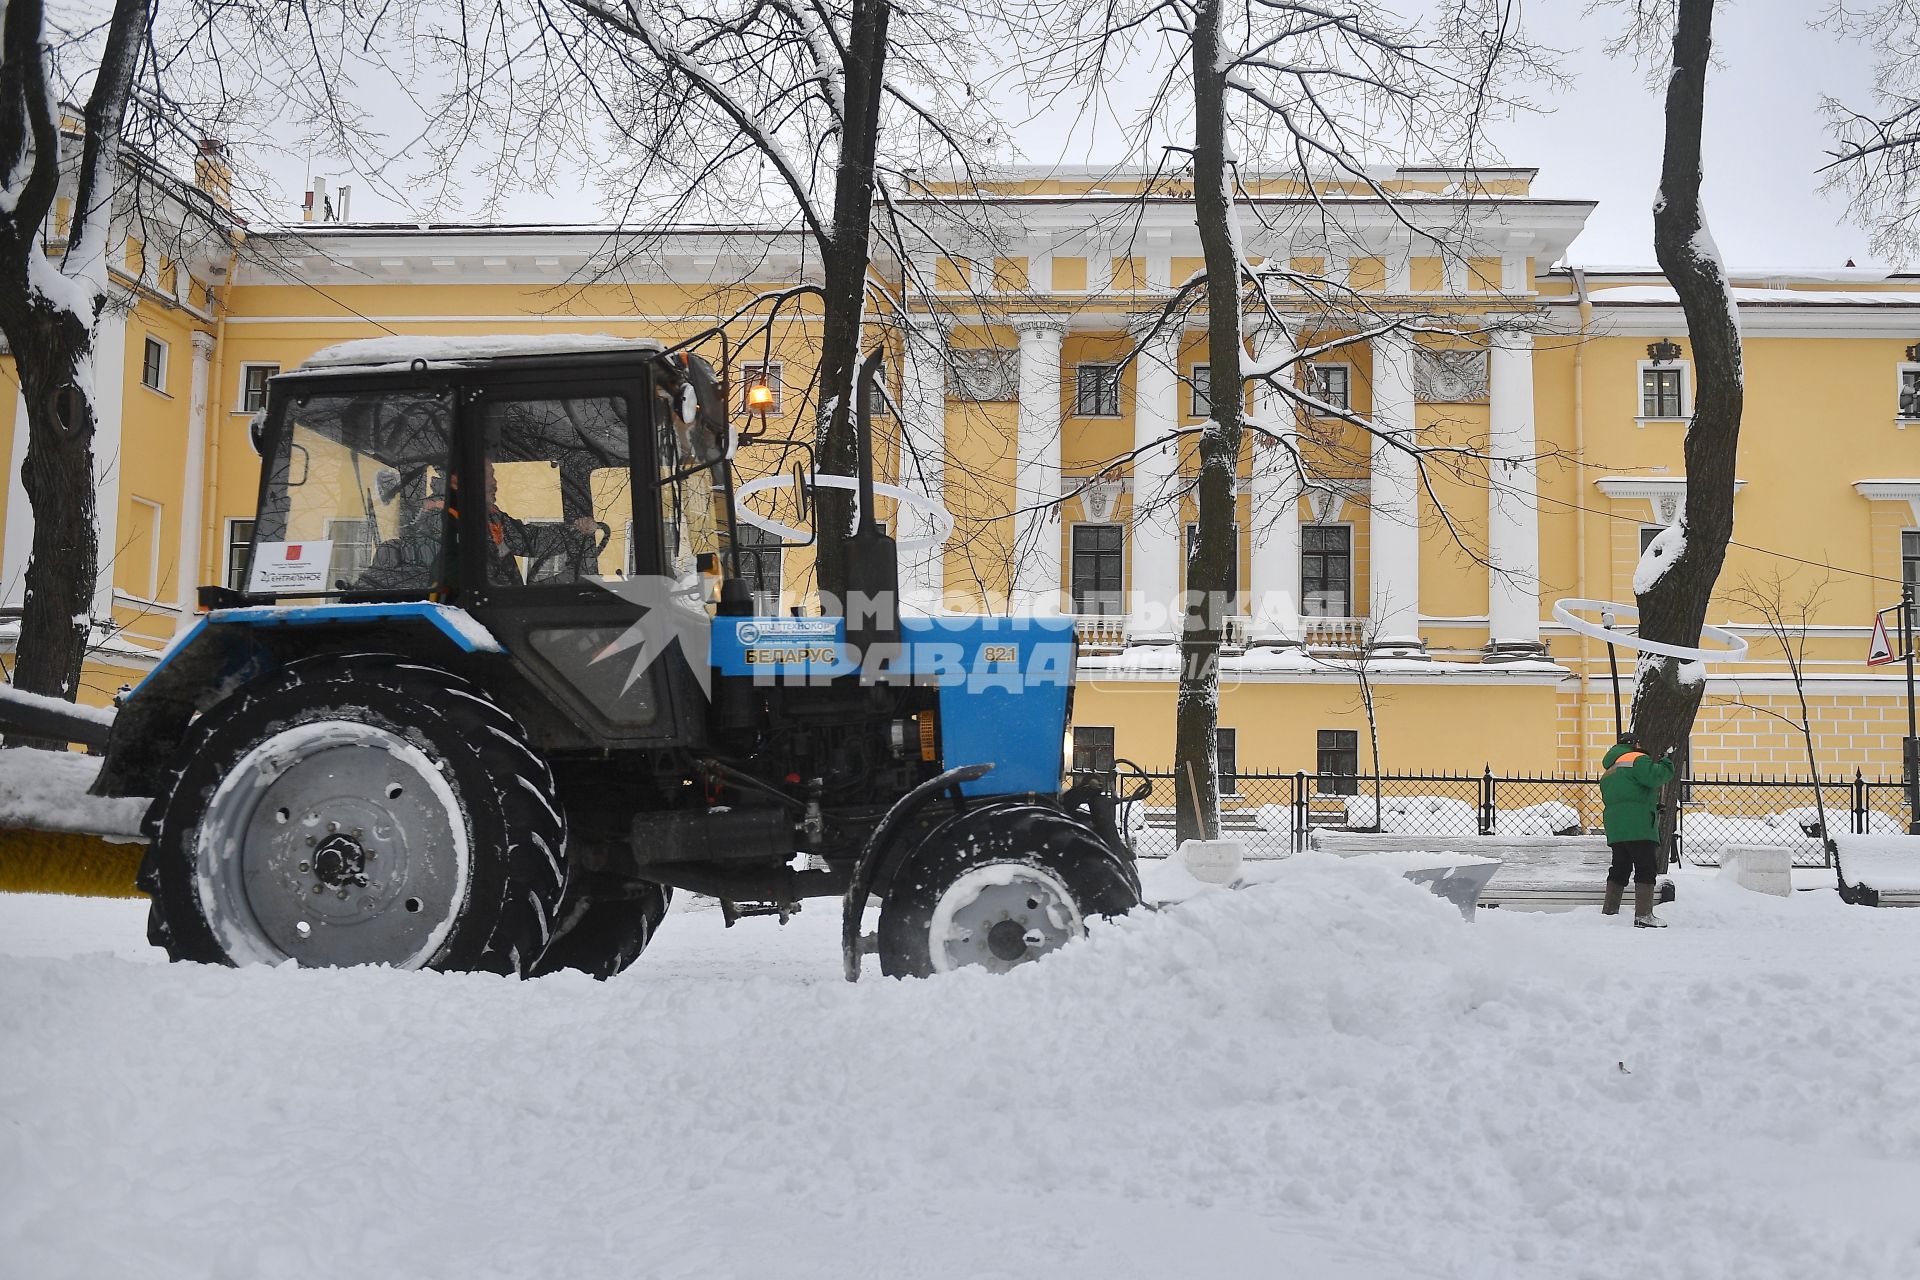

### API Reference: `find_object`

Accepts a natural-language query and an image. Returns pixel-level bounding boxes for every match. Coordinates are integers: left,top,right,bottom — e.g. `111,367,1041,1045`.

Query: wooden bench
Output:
1308,831,1676,911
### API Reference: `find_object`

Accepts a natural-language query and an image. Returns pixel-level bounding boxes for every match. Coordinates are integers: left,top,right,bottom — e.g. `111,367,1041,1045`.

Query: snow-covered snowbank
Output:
5,861,1920,1278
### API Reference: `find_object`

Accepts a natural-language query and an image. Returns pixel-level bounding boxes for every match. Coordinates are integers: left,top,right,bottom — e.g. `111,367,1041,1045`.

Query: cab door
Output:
457,368,705,749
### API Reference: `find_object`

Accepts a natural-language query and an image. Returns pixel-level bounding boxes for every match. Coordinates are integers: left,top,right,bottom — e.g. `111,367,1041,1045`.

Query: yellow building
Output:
3,163,1916,792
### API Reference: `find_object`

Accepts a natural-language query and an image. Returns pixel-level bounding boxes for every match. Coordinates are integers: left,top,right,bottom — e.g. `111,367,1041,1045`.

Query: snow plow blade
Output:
0,741,151,897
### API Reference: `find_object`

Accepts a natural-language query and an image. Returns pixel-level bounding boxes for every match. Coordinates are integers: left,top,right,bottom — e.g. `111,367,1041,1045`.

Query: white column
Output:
1368,332,1425,656
898,317,947,606
1248,325,1302,646
2,386,32,608
1013,317,1066,613
1486,328,1544,659
89,299,129,623
174,330,216,630
1126,328,1182,644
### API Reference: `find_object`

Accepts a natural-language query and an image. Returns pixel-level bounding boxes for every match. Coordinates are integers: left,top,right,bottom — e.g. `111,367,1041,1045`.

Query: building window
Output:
1902,368,1920,421
1072,725,1116,775
1190,364,1211,417
325,517,376,589
1184,522,1239,603
1317,729,1359,795
1216,727,1237,795
741,362,783,415
737,523,784,614
1070,523,1124,614
1076,364,1121,417
240,363,278,412
1301,525,1352,617
141,337,167,392
1641,366,1685,418
123,497,163,599
1906,530,1919,629
1639,525,1665,554
226,518,255,591
1307,364,1349,411
864,366,890,417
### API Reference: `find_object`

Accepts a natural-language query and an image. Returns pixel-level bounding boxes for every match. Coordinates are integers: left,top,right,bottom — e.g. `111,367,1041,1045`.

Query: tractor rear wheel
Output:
876,804,1138,979
531,879,672,979
140,654,565,975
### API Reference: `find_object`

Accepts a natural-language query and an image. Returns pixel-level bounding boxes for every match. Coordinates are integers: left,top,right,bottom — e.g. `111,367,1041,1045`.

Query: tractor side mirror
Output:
247,410,267,455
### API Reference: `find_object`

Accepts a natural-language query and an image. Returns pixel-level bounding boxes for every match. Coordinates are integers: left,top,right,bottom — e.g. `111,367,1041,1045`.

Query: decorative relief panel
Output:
1412,349,1489,403
946,349,1018,402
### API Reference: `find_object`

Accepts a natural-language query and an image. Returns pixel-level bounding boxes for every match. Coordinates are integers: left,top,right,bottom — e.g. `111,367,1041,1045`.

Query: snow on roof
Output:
1589,285,1920,307
300,334,665,372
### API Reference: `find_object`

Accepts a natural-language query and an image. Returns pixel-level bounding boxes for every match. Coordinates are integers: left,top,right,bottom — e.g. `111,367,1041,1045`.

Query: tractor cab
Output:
228,337,735,749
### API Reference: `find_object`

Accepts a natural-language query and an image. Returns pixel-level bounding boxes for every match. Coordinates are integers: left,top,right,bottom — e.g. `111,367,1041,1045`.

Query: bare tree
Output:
1300,615,1390,831
1718,570,1858,894
1016,0,1550,842
0,0,153,713
266,0,1002,603
1818,0,1920,262
1608,0,1745,861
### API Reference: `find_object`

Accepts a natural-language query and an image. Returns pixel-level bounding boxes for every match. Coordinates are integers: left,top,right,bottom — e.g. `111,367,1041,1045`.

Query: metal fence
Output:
1090,767,1914,869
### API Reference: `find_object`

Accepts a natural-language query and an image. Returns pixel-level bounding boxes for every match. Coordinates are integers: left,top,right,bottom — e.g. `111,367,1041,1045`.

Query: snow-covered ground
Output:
5,862,1920,1279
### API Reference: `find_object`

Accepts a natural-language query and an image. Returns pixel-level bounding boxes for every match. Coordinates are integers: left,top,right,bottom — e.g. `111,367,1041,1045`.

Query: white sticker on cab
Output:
247,539,334,594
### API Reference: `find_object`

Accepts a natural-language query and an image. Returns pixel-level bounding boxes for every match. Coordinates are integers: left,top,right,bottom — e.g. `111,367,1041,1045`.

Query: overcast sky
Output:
271,0,1887,272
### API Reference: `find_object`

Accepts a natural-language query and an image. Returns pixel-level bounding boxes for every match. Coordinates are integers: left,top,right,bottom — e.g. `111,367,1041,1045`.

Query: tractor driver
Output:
466,458,599,588
354,460,598,594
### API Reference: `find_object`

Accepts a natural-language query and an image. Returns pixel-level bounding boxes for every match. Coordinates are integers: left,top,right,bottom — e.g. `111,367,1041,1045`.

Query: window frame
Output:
1638,525,1666,554
1189,363,1211,418
1636,359,1690,422
238,362,280,413
1069,521,1126,615
225,516,256,592
1300,522,1355,618
1316,728,1360,796
1216,727,1238,796
736,522,785,614
124,495,164,600
741,361,784,416
1074,363,1122,418
1904,529,1919,631
1305,362,1351,414
1071,725,1116,776
1899,364,1920,423
140,335,168,394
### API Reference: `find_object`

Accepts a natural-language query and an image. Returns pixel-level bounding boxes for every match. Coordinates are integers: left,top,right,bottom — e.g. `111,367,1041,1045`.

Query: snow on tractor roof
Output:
299,334,666,372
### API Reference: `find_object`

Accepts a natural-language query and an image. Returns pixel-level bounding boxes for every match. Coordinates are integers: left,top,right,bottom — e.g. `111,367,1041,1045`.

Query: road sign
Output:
1869,612,1897,665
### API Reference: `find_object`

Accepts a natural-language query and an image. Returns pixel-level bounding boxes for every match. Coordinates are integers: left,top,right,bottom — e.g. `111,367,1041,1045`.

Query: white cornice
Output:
1853,479,1920,524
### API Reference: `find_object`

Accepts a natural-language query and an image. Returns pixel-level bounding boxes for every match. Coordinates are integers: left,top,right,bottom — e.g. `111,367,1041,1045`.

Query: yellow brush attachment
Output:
0,828,145,898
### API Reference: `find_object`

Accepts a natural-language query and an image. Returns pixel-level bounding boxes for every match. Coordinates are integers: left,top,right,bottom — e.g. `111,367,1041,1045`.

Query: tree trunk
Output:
811,0,891,606
1174,0,1238,845
1631,0,1743,858
0,296,99,725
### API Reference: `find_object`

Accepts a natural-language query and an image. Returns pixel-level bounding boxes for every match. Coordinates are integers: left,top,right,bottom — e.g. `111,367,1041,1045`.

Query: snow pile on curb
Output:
5,860,1920,1278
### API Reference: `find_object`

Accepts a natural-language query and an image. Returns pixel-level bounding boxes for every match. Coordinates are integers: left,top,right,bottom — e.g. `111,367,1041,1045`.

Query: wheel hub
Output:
929,864,1084,975
311,834,369,888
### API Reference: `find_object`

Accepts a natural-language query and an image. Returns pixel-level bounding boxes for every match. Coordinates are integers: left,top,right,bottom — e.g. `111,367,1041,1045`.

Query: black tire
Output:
876,803,1138,979
139,653,565,976
530,879,672,979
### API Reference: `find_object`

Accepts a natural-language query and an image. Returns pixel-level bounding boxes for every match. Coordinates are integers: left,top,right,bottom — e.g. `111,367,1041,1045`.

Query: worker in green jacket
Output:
1599,734,1676,927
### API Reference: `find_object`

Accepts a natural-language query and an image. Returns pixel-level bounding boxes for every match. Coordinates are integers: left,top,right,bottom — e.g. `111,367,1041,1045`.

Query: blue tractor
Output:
91,337,1140,979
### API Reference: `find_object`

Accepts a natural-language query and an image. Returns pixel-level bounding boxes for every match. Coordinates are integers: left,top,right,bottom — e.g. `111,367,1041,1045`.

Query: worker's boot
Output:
1633,883,1668,929
1602,881,1625,916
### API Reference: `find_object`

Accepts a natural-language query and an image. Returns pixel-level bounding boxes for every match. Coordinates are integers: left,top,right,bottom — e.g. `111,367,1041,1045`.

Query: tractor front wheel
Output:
876,805,1138,979
141,654,565,975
